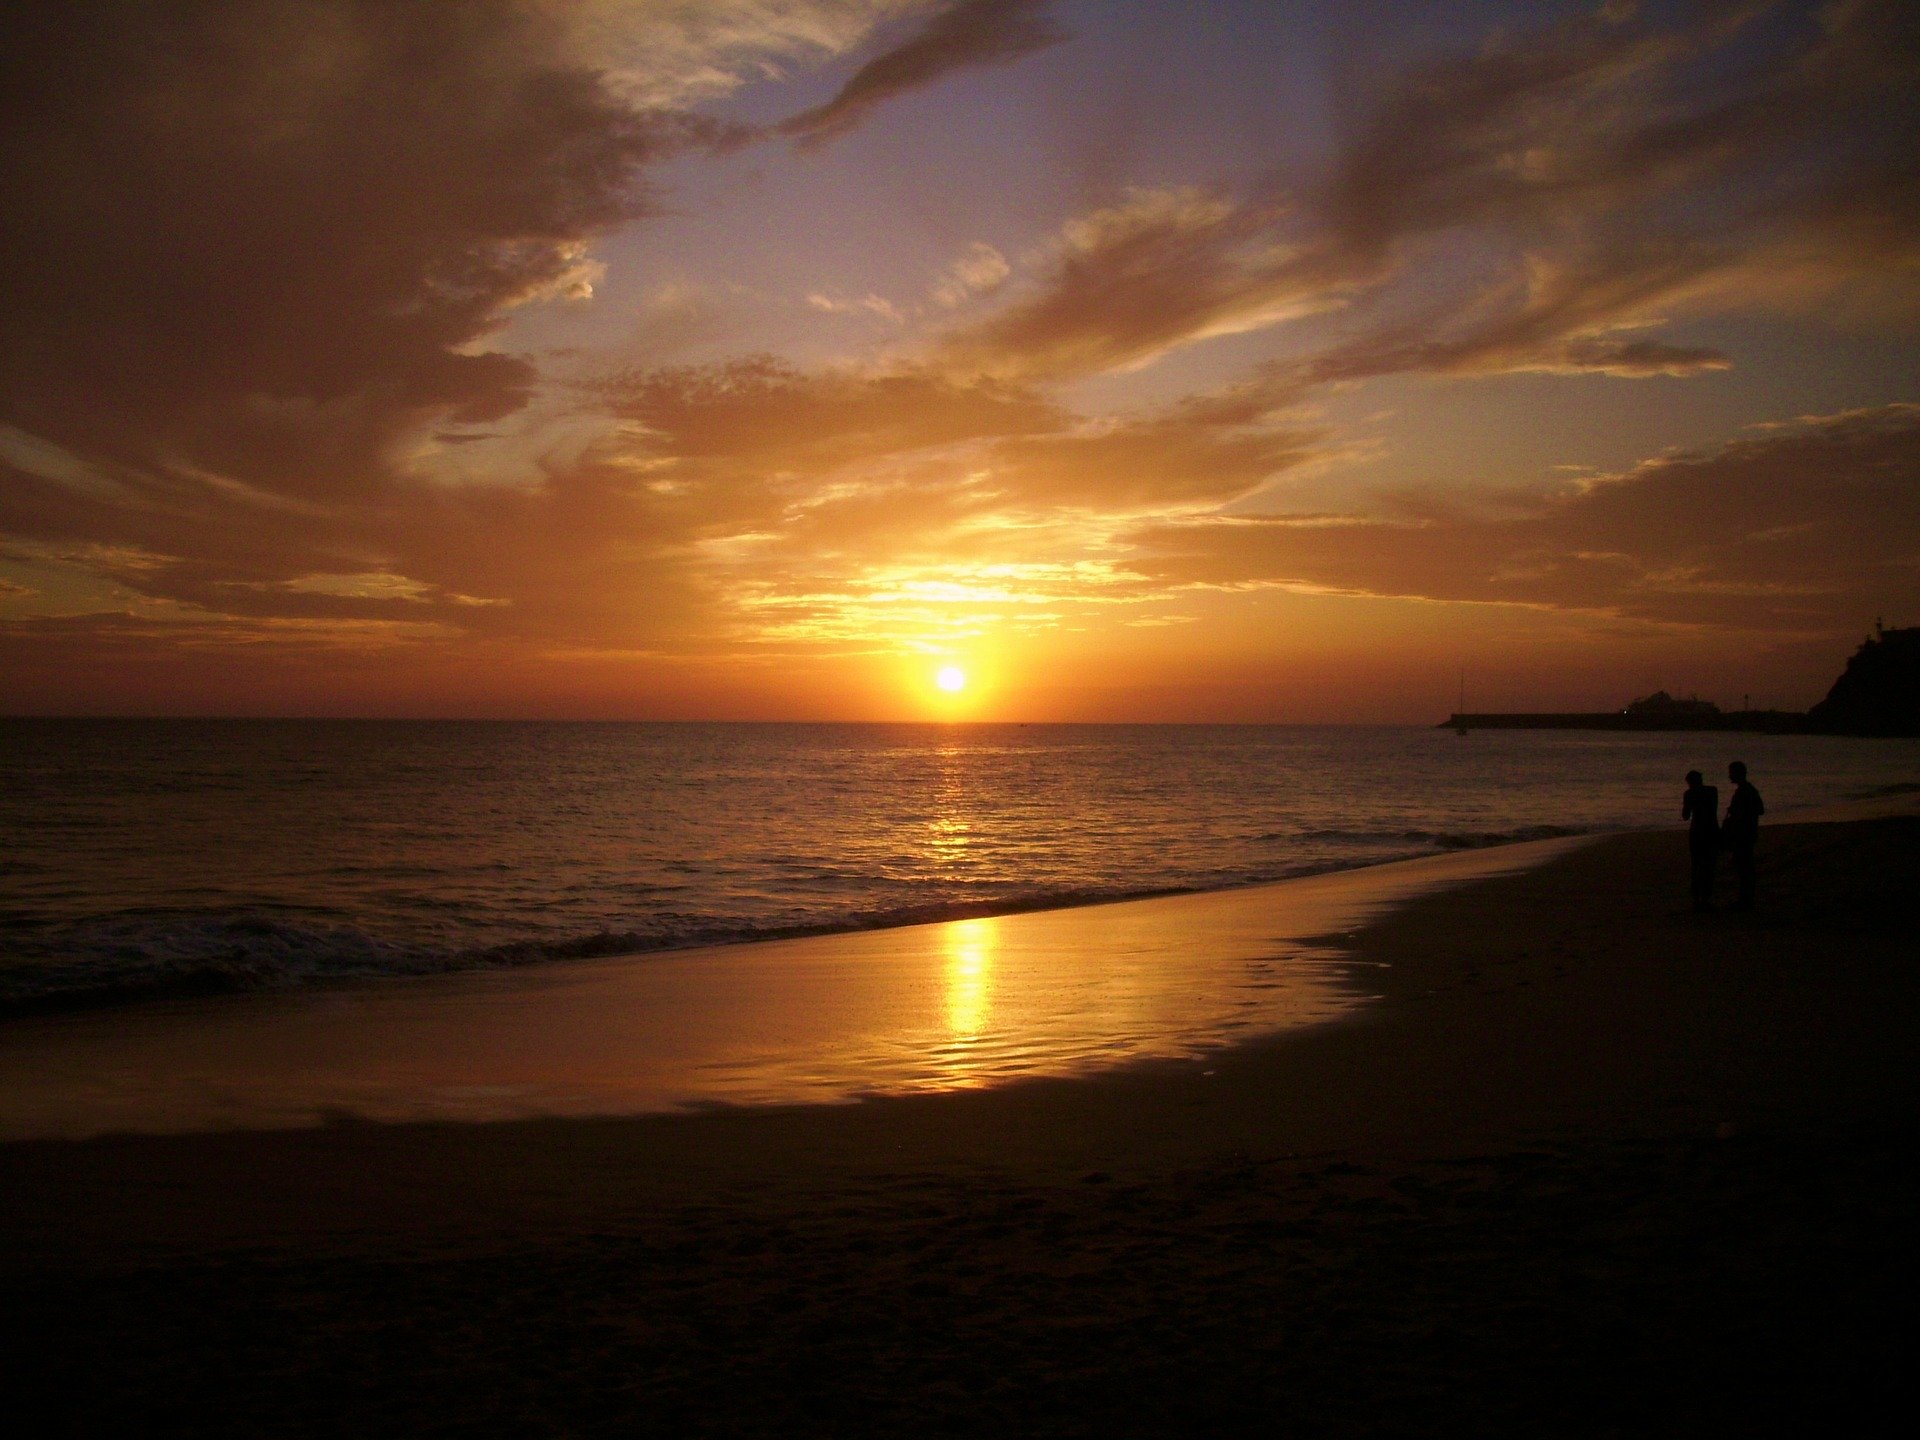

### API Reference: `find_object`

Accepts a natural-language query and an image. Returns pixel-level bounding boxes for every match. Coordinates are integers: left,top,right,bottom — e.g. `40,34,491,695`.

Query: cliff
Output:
1807,626,1920,737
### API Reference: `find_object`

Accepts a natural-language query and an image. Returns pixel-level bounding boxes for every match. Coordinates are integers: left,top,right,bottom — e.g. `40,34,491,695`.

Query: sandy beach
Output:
6,812,1918,1436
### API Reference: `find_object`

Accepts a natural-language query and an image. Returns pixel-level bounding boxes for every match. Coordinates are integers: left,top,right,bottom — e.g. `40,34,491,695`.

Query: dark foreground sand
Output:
5,817,1919,1437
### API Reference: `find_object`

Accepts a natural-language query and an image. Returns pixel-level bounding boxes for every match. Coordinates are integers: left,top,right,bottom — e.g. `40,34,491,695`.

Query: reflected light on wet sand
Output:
0,838,1591,1139
943,917,995,1041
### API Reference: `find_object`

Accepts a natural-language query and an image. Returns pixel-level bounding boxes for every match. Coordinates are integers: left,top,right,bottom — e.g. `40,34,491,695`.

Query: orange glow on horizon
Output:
0,4,1907,722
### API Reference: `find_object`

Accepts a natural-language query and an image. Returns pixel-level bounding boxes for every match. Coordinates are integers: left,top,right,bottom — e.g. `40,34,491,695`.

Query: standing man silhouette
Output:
1682,770,1719,910
1723,760,1765,911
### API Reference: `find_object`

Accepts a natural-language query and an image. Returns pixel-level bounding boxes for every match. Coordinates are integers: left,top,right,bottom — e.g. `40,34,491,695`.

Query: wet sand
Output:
0,838,1585,1140
5,814,1919,1436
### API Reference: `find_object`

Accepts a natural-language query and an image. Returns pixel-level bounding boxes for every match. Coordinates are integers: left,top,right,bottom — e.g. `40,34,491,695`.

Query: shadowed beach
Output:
5,811,1918,1436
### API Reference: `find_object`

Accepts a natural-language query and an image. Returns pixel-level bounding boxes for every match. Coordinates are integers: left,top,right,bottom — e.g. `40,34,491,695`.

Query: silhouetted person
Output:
1723,760,1765,910
1682,770,1719,910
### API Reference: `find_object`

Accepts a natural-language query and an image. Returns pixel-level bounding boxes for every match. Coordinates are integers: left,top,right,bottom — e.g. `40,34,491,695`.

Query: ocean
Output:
4,719,1917,1015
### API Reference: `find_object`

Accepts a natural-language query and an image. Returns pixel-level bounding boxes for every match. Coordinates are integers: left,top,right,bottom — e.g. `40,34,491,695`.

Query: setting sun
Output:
936,666,967,694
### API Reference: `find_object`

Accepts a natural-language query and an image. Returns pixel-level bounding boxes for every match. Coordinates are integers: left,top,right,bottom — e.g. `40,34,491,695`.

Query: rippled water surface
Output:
3,719,1916,1010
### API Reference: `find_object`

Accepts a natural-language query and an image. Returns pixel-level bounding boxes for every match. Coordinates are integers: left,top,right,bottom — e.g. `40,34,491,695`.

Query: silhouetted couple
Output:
1682,761,1765,911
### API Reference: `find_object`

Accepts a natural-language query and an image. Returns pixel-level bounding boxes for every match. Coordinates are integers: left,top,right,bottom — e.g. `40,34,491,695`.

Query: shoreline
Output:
3,793,1910,1144
5,810,1918,1433
1,824,1593,1023
13,780,1914,1024
0,834,1597,1142
1,794,1912,1149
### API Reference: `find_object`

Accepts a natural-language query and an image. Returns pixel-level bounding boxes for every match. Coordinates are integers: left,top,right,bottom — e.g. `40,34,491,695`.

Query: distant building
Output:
1622,691,1722,720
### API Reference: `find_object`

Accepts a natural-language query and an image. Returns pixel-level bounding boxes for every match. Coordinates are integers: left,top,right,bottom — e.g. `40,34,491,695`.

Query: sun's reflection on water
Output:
928,814,971,866
942,916,996,1038
925,743,975,870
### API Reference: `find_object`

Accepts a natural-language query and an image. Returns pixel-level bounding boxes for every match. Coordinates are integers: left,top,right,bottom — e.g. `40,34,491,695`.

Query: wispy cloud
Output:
778,0,1067,147
938,187,1344,381
936,0,1918,386
557,1,924,108
1130,406,1920,635
931,242,1012,307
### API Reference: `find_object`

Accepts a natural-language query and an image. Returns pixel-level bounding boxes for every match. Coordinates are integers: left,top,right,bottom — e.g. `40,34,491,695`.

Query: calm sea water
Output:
3,720,1916,1013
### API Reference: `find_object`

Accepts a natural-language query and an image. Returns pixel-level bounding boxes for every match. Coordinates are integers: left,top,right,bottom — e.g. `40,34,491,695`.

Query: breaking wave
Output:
0,888,1183,1016
34,717,1890,1025
0,822,1600,1017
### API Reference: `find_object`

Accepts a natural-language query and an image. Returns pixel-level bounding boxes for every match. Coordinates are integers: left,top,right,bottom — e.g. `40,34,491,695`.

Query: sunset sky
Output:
3,0,1916,720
